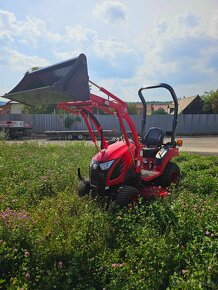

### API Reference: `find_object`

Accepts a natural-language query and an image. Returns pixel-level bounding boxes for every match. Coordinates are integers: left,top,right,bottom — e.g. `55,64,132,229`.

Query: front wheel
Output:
158,162,180,187
116,186,139,207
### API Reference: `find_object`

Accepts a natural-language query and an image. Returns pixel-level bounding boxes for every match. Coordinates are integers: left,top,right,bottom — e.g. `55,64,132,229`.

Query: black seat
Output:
142,127,164,158
143,127,164,147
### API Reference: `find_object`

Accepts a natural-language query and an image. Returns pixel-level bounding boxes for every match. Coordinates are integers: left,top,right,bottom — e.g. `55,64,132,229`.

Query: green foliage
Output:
0,143,217,289
0,129,8,140
64,115,81,129
22,104,57,114
24,66,41,75
127,103,137,115
30,67,40,72
151,108,168,115
202,90,218,113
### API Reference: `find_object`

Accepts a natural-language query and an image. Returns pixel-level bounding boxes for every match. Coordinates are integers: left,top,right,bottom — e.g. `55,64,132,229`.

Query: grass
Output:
0,141,217,289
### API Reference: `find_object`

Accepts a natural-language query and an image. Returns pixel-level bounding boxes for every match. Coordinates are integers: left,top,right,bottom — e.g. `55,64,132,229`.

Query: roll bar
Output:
138,83,178,144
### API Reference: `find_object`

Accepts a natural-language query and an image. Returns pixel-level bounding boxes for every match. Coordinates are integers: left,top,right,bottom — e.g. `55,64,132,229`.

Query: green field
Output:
0,142,217,289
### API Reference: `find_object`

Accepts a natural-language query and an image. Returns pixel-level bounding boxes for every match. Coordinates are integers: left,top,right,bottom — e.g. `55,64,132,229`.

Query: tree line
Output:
23,68,218,115
22,90,218,115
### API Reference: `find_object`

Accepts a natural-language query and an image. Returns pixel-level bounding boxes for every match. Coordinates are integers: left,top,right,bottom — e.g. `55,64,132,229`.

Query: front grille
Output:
90,162,107,188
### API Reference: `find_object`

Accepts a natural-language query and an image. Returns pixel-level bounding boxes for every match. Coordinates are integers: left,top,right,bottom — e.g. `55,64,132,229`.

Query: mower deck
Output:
141,169,160,178
140,186,169,199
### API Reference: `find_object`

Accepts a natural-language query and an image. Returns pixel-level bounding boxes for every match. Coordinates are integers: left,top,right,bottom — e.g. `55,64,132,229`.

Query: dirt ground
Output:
4,136,218,155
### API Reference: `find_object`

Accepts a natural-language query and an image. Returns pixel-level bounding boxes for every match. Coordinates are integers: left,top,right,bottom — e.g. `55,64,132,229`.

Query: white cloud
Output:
3,48,49,71
209,10,218,39
1,4,218,101
134,10,218,97
0,9,62,47
93,37,133,58
176,11,200,28
47,31,63,42
0,9,19,41
53,49,81,60
93,0,126,23
64,25,97,42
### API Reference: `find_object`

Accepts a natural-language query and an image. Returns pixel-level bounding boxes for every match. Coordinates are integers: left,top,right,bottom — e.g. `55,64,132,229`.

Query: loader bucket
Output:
3,53,89,105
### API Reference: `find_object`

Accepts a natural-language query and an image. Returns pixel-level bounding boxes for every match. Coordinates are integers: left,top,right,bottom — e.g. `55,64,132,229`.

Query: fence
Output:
0,114,218,135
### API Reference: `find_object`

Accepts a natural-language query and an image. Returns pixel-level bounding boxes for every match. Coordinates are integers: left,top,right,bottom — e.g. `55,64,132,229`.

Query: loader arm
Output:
3,52,143,172
58,81,143,173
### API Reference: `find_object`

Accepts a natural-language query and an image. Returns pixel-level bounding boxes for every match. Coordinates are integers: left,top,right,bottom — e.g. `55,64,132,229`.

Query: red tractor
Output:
58,81,180,206
3,53,181,206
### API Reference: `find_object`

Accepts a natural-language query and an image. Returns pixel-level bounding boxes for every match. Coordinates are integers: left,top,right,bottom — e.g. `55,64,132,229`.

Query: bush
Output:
0,129,8,140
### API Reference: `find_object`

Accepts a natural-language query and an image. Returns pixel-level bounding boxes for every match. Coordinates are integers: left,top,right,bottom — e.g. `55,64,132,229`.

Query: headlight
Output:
99,160,114,171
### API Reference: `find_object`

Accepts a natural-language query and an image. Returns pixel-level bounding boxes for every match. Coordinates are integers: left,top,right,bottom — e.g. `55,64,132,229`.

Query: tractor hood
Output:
93,141,135,162
2,53,90,105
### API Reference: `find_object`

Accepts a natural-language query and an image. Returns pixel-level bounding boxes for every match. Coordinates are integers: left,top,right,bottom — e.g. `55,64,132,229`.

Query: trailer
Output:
44,129,118,140
0,121,32,139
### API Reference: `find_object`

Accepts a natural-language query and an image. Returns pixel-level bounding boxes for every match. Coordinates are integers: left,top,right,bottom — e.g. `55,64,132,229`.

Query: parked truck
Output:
0,121,32,139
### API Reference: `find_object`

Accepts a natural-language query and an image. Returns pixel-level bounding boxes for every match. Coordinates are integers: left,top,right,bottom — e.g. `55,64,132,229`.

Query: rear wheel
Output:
78,179,90,196
77,134,83,140
159,162,180,187
116,186,139,207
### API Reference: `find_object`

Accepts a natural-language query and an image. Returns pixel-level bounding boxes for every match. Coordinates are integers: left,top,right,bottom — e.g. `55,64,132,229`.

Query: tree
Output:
127,103,137,115
202,90,218,113
151,108,168,115
24,66,41,75
64,115,81,129
22,104,57,114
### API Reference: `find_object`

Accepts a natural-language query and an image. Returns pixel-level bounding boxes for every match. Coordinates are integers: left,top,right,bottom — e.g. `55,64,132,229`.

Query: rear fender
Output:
155,147,179,174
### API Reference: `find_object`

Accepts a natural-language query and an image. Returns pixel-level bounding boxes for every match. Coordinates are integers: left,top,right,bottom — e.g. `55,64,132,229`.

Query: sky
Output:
0,0,218,103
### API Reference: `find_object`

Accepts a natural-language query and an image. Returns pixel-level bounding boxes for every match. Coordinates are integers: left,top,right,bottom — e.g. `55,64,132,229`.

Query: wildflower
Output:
25,272,30,279
57,261,63,269
112,263,125,268
116,215,122,220
24,250,30,257
181,269,187,275
205,230,211,236
119,263,125,267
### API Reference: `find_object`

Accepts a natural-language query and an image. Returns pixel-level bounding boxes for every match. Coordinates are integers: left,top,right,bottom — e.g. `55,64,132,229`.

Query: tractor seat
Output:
142,127,164,158
143,147,159,158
